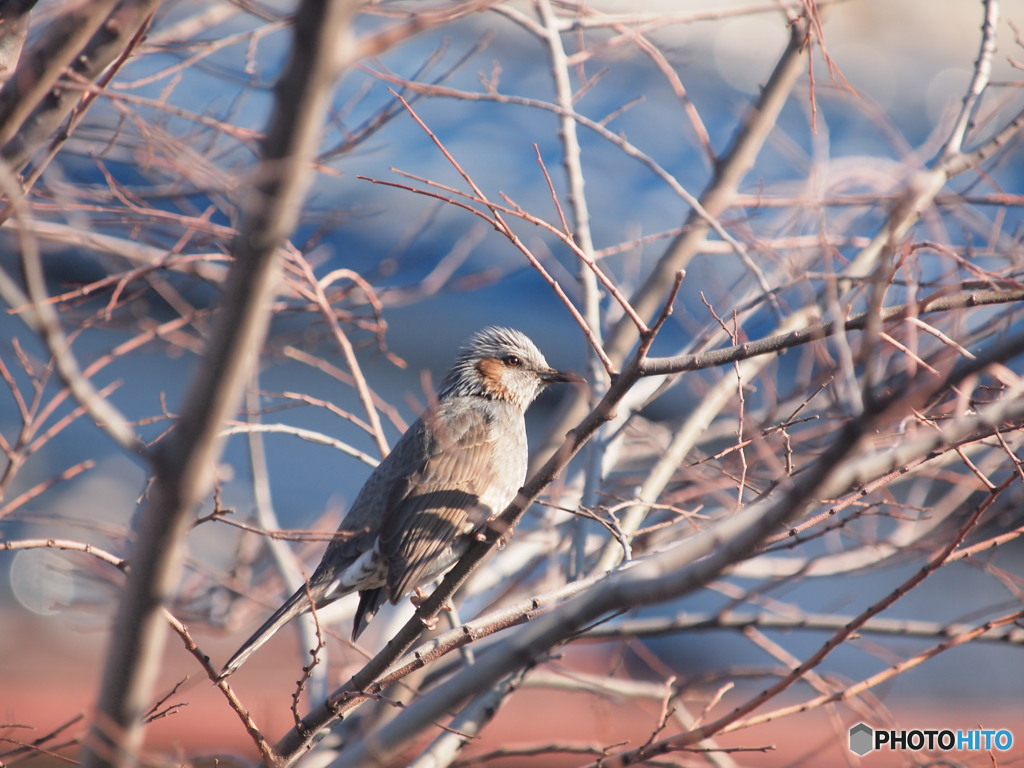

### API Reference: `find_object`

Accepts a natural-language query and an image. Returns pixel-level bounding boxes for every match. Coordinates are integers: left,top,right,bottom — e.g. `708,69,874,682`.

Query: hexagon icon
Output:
849,722,874,756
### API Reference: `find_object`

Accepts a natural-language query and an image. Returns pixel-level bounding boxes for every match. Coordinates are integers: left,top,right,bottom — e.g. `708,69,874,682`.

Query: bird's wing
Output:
309,419,432,580
378,402,496,601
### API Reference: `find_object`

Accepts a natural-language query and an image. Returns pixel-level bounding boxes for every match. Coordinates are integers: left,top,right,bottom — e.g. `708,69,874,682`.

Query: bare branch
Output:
0,0,120,148
0,0,162,174
0,0,38,85
80,2,361,765
0,168,146,458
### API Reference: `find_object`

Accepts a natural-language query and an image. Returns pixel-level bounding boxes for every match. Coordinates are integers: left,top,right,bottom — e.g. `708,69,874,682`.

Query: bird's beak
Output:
540,368,585,385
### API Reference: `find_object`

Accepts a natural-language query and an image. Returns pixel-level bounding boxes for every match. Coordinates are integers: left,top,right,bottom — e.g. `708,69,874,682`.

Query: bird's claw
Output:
411,589,439,629
410,588,454,630
410,588,454,613
475,524,514,549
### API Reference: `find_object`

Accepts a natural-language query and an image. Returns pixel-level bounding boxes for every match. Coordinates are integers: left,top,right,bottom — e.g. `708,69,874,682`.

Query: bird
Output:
220,326,582,677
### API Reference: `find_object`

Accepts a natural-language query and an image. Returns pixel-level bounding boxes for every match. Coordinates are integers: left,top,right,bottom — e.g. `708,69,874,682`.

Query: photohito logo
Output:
849,723,1014,757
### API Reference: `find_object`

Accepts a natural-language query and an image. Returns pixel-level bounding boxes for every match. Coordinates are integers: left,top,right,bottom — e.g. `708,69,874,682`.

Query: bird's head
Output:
440,326,583,409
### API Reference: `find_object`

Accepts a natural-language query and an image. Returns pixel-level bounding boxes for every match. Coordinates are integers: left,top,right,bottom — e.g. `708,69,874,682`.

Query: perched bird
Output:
220,326,581,677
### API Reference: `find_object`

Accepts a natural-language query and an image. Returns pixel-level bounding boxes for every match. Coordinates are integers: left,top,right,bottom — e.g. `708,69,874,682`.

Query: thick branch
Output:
604,14,811,364
0,0,38,84
0,0,160,174
79,3,359,766
0,0,120,149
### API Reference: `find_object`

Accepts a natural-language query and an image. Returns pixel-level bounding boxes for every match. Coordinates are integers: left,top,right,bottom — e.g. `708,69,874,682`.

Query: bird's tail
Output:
219,583,319,679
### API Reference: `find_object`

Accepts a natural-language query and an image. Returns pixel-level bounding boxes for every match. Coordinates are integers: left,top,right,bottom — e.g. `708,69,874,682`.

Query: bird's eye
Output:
503,355,522,367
